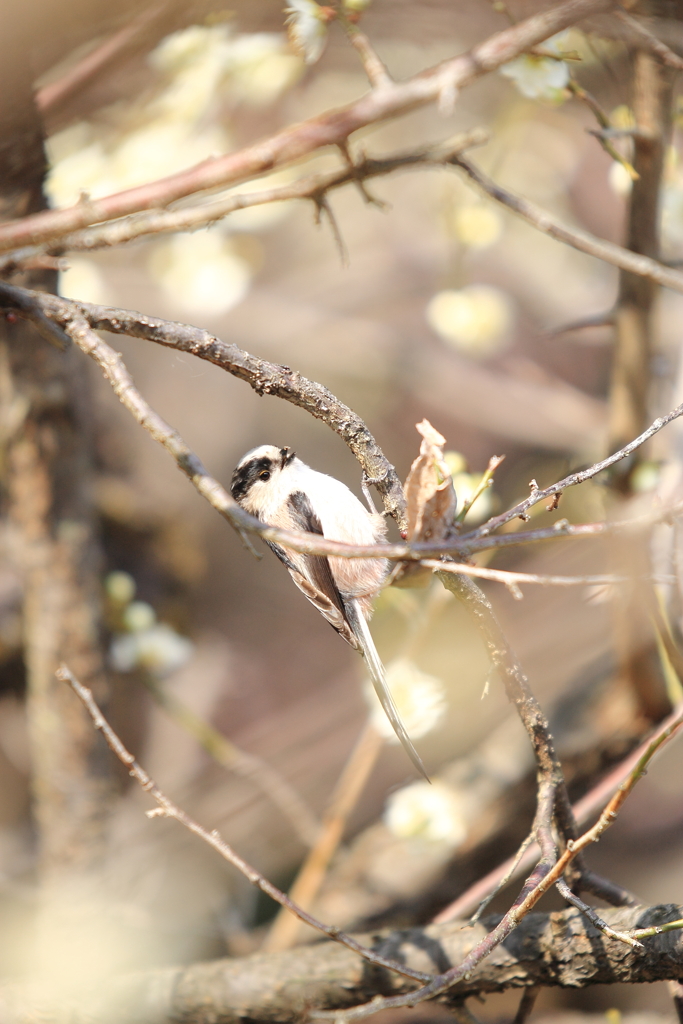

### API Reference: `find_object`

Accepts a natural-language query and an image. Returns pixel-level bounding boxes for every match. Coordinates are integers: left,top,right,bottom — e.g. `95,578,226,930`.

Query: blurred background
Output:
1,0,683,1020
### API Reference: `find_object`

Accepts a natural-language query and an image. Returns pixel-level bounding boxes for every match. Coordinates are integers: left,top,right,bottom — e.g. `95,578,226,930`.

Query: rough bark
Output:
0,904,680,1023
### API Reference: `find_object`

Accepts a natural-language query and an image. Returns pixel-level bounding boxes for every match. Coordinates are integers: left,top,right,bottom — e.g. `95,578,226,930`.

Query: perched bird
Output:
231,445,427,778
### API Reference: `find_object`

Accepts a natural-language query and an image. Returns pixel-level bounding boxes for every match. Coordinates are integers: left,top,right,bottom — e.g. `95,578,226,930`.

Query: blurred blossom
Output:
110,624,194,676
443,451,467,476
663,182,683,250
427,285,513,357
500,32,571,101
384,780,468,843
450,204,503,250
123,601,157,633
285,0,329,64
365,658,446,741
443,453,494,523
630,461,661,493
343,0,372,10
452,472,494,523
225,33,303,104
611,104,636,130
47,26,301,208
59,258,110,305
105,571,136,606
608,160,633,198
148,232,252,315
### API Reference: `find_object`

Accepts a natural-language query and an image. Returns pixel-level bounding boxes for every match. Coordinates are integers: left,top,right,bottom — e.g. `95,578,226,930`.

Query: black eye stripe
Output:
231,457,274,501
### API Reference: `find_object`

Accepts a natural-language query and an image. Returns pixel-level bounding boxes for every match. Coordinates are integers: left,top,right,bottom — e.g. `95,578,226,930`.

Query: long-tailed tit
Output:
231,445,427,779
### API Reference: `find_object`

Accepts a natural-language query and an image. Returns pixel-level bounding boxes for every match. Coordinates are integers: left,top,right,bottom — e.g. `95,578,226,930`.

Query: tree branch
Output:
9,902,681,1023
2,283,683,562
0,132,488,268
0,0,613,254
56,664,433,986
453,156,683,296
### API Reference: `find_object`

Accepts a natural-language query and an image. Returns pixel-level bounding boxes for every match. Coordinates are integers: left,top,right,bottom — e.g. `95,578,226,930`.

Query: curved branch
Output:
0,0,612,254
3,283,683,558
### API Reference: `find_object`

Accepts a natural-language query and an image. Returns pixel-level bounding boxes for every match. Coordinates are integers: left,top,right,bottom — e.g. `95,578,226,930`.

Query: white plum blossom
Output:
59,258,110,305
365,658,446,742
500,32,571,101
426,285,513,357
123,601,157,633
384,780,468,844
105,571,136,606
443,452,495,524
46,26,302,208
110,624,194,677
148,232,252,316
285,0,329,65
450,204,503,250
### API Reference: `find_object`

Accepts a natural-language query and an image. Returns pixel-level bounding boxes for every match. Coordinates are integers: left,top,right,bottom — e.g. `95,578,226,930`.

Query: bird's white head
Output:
230,444,299,516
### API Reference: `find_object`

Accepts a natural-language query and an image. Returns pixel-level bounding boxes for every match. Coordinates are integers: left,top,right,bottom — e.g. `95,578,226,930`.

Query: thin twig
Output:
435,700,683,924
468,402,683,537
0,0,614,254
453,156,683,296
615,10,683,71
314,700,683,1021
458,500,683,554
0,132,487,269
423,559,674,589
555,878,641,948
544,310,614,336
512,987,540,1024
56,664,433,984
264,581,451,952
35,0,171,113
340,15,393,89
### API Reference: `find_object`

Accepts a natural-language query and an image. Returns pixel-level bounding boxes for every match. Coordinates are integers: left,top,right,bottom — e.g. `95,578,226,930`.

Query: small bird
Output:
231,445,427,779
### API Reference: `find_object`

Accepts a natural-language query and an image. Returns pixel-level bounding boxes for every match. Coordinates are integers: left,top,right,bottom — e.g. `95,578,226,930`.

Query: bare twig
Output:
512,987,540,1024
458,500,683,554
35,0,171,114
423,558,674,589
615,10,683,71
0,0,614,254
435,700,683,923
453,156,683,296
469,403,683,537
340,16,393,89
313,700,683,1021
56,664,433,984
0,133,487,269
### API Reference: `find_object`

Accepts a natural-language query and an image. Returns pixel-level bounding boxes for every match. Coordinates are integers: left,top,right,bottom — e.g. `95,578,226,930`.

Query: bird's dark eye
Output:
259,470,271,481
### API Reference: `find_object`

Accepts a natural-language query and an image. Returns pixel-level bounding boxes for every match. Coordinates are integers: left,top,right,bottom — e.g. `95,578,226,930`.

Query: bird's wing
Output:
282,491,359,650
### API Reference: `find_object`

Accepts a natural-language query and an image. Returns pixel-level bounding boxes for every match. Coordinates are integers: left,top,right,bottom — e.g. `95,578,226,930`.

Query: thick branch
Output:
0,0,613,254
4,904,682,1023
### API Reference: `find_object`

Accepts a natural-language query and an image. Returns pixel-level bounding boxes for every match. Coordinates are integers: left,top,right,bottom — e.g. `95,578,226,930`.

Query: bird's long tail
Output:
346,599,429,781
